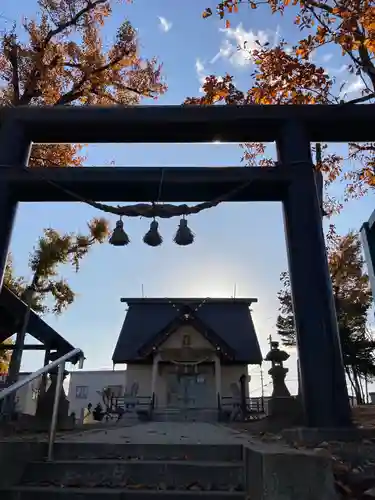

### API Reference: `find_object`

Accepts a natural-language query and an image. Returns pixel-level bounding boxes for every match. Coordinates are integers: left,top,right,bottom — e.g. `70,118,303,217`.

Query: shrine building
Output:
112,298,262,411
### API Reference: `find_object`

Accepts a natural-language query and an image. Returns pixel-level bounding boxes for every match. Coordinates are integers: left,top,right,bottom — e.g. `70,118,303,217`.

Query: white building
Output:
67,369,127,418
3,370,126,418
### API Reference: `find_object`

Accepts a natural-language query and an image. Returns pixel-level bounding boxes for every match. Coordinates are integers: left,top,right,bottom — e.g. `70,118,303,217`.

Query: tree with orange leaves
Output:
203,0,375,91
0,0,166,313
194,0,375,204
195,3,375,396
277,230,375,403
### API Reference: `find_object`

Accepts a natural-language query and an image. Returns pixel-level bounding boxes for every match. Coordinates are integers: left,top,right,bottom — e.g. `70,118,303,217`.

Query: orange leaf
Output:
225,19,230,28
202,8,212,19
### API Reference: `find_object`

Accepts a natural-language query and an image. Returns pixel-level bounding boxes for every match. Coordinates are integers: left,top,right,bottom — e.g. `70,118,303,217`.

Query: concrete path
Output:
56,422,257,445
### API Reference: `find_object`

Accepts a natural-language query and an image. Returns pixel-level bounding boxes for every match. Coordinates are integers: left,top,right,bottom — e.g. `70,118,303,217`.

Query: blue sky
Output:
2,0,375,396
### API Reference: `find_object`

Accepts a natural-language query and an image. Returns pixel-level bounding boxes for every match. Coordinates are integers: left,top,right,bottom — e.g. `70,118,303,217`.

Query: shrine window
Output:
182,334,191,347
76,385,89,399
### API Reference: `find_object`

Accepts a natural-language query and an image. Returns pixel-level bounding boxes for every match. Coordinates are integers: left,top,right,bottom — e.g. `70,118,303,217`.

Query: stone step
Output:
52,443,243,462
0,486,247,500
152,409,218,423
21,459,245,490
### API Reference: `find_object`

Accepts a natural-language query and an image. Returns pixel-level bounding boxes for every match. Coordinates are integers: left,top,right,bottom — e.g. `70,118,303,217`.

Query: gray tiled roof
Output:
0,286,79,359
112,298,262,365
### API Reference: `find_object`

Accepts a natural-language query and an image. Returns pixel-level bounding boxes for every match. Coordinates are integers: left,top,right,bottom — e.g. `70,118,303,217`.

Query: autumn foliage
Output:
0,339,12,375
277,230,374,403
198,3,375,391
0,0,165,168
204,0,375,87
197,0,375,200
0,0,166,315
185,46,333,106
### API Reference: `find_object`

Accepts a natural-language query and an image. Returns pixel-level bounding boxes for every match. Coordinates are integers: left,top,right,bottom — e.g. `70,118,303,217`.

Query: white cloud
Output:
309,49,320,63
339,76,365,98
345,77,365,94
195,58,207,92
212,23,269,67
195,58,205,75
272,25,281,48
324,64,348,78
321,53,333,63
158,16,172,33
336,64,349,74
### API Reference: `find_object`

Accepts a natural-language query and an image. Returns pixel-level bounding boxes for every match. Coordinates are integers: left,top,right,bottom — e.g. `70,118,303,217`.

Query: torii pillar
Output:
0,120,31,291
277,120,351,427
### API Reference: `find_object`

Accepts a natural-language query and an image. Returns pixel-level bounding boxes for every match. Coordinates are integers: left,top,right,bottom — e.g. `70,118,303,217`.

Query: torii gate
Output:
0,104,374,428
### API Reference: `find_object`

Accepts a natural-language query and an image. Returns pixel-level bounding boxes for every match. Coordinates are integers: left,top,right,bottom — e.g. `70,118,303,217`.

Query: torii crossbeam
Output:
1,104,374,428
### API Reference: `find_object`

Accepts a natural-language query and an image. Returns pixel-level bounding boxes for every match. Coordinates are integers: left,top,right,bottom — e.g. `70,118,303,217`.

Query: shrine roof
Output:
112,298,262,365
0,286,80,362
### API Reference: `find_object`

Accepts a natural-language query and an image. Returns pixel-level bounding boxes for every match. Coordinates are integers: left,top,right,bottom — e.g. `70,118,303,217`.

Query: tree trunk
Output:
357,372,366,404
352,368,364,405
345,367,354,404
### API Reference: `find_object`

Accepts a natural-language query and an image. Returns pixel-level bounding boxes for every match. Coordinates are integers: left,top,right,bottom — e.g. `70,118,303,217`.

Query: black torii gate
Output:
0,104,374,428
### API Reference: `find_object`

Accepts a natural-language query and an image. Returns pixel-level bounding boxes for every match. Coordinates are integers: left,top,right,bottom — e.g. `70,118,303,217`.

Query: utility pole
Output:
260,364,265,413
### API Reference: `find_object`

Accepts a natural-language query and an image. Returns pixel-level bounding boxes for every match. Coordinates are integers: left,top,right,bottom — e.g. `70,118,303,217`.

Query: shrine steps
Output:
152,407,218,422
0,442,246,499
0,488,245,499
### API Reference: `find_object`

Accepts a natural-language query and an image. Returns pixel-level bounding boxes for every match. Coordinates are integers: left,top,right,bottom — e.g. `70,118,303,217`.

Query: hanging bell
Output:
143,219,163,247
109,218,130,246
174,218,195,246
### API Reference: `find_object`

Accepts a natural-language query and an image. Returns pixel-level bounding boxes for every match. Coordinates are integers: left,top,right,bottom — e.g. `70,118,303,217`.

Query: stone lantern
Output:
265,340,291,398
265,339,301,419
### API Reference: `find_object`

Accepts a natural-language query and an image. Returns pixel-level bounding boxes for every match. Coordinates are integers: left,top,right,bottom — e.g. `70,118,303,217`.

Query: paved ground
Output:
56,422,257,445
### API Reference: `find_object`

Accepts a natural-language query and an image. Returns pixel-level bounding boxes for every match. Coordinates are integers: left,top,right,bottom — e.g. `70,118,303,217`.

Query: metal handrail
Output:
0,348,82,401
0,347,84,461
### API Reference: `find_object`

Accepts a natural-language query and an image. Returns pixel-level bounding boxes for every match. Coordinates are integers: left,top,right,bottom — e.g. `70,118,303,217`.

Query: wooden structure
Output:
1,104,374,426
0,285,79,411
0,286,78,362
113,298,261,412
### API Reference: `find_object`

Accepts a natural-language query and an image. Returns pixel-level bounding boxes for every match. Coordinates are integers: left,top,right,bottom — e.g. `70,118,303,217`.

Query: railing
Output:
220,395,267,421
220,396,266,412
116,394,153,411
150,392,155,419
217,392,221,411
0,347,84,461
247,397,266,414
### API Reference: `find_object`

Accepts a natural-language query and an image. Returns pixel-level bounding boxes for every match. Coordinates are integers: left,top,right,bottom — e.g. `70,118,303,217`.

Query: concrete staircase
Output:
0,442,246,499
152,407,218,422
